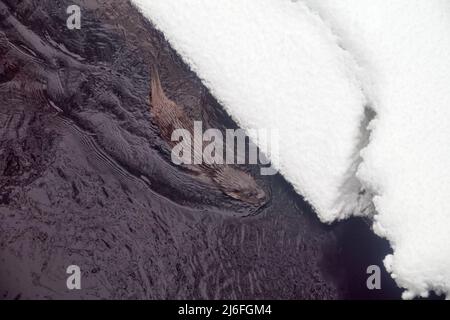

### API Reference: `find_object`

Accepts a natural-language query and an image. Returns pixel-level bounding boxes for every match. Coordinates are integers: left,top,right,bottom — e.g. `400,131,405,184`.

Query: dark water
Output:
0,0,401,299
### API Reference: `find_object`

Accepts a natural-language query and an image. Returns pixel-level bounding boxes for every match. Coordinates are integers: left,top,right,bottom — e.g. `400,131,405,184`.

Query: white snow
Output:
132,0,450,298
301,0,450,299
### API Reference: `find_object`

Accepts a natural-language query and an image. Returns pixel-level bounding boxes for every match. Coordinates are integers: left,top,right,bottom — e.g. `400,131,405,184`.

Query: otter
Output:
149,65,266,206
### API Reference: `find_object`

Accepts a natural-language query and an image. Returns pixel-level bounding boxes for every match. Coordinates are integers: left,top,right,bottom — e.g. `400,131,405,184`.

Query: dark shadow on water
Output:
330,218,402,299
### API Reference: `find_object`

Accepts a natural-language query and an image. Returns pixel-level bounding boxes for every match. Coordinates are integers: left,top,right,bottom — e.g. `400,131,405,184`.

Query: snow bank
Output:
302,0,450,298
132,0,368,222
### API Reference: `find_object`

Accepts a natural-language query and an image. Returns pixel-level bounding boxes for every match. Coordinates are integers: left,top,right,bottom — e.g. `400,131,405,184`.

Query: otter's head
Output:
213,166,267,206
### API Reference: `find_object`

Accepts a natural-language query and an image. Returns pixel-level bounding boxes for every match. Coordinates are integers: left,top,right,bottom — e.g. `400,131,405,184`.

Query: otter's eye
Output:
228,191,241,200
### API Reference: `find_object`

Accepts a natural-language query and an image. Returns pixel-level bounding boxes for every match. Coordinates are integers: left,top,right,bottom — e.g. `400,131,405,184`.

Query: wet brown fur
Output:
149,65,266,206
